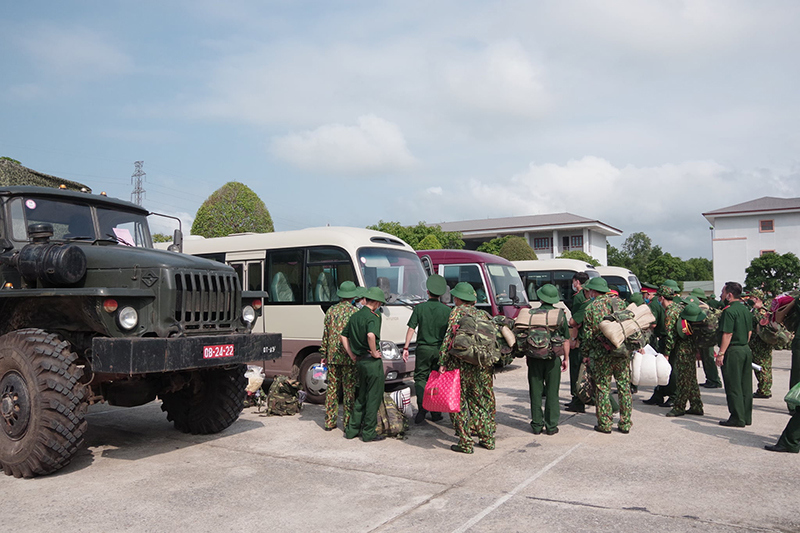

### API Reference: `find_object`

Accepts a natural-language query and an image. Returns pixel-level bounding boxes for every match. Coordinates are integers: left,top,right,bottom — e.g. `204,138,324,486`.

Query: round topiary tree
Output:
417,234,442,250
191,182,274,238
498,236,537,261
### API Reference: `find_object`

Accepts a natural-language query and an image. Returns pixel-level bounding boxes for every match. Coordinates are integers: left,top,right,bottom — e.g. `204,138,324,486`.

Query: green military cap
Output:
336,280,359,299
657,284,676,299
630,293,645,306
680,303,706,322
664,279,680,291
365,286,387,304
642,282,659,290
584,277,610,293
682,296,701,306
450,282,477,302
690,287,707,300
426,274,448,296
354,286,368,298
536,283,561,304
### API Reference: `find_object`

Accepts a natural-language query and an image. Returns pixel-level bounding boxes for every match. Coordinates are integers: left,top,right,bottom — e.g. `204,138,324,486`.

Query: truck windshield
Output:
358,247,428,305
487,263,529,306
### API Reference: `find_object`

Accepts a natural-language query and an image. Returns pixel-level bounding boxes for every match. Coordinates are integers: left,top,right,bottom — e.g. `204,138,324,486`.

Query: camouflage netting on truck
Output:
0,159,91,192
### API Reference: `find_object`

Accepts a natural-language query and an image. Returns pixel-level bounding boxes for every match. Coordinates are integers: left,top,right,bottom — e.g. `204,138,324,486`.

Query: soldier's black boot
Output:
643,386,664,405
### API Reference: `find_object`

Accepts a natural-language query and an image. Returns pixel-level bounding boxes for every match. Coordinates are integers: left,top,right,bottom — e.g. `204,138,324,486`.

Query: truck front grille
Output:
174,271,240,330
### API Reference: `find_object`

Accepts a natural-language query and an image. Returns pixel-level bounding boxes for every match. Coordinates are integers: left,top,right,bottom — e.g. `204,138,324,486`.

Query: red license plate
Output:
203,344,235,359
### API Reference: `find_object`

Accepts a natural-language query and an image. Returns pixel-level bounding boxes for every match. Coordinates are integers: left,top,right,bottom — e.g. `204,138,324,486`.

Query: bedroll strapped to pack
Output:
448,313,502,368
261,376,305,416
376,393,409,438
597,300,649,358
513,308,566,360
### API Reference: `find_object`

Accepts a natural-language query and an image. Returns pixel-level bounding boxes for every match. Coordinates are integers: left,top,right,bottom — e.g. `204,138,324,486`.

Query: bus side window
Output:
306,247,355,303
247,262,263,291
267,249,303,303
230,263,244,287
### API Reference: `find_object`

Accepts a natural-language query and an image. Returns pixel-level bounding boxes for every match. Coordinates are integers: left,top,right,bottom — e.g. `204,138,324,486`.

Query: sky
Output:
2,1,799,260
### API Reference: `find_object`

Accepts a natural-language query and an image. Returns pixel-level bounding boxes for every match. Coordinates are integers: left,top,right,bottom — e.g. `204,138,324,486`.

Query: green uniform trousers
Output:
592,356,632,432
324,363,357,430
776,410,800,453
721,345,753,426
345,357,385,441
527,356,561,432
414,344,439,412
568,345,584,406
701,345,722,387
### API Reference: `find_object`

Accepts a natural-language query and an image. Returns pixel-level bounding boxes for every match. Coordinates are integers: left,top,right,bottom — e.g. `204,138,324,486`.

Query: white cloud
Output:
426,186,443,196
148,211,194,238
269,114,417,175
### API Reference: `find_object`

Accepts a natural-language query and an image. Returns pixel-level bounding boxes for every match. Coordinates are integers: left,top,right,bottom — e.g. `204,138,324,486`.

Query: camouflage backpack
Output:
448,313,501,368
262,376,304,416
513,308,567,360
757,321,791,346
375,393,409,438
689,308,721,349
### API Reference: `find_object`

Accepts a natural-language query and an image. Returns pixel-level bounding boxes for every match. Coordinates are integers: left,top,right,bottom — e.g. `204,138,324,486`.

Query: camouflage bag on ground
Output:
261,376,304,416
757,321,791,346
690,307,721,349
376,393,409,438
513,308,566,360
448,314,501,368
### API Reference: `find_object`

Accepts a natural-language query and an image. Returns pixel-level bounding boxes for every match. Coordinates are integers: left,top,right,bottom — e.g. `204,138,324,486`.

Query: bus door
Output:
440,263,493,314
226,250,266,333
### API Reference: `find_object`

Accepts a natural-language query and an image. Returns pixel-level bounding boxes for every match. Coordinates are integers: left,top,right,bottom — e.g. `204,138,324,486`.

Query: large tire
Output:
160,365,246,434
0,329,87,478
298,352,326,405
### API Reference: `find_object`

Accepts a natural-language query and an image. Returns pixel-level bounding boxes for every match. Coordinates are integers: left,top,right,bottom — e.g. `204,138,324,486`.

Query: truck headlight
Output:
118,307,138,330
242,305,256,324
380,340,401,360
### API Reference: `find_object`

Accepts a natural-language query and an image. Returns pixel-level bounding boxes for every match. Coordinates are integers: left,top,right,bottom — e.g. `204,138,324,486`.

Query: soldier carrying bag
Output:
448,313,502,368
513,308,566,360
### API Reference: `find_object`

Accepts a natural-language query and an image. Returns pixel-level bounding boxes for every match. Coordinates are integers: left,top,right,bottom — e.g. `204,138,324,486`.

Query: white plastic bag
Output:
390,387,413,419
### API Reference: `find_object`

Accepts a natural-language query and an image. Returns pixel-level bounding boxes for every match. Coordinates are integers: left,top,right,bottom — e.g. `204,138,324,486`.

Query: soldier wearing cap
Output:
745,289,773,399
716,281,753,427
580,277,633,434
666,303,705,417
565,272,591,413
527,284,569,435
644,280,681,407
342,287,388,442
321,281,361,431
690,288,723,389
438,282,496,453
403,274,451,424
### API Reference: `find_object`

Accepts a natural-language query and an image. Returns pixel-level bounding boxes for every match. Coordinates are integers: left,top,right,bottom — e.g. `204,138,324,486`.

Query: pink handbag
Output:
422,369,461,413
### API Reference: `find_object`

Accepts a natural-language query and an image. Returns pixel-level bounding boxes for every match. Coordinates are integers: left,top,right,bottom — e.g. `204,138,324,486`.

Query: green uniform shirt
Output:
342,306,382,357
719,300,752,347
571,289,590,325
407,298,451,347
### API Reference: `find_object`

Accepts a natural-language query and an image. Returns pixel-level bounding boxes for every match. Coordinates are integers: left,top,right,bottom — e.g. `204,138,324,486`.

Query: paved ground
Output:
2,352,798,533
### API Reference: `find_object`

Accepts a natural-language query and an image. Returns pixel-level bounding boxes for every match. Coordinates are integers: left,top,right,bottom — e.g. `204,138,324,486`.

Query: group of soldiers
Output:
319,272,800,455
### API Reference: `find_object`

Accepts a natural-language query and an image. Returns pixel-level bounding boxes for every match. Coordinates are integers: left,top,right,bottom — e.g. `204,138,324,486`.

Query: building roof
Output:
0,159,90,192
432,212,622,238
703,197,800,222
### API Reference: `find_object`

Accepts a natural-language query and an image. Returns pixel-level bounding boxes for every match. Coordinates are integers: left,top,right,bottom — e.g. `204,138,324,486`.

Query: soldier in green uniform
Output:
765,410,800,453
321,281,360,431
565,272,590,413
527,284,569,435
402,274,451,424
342,287,387,442
644,282,680,406
746,290,773,399
691,288,723,389
580,277,632,434
715,281,753,427
665,303,705,417
438,282,495,454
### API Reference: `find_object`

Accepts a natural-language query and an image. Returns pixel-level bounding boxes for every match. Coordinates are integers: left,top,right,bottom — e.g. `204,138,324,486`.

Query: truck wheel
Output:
160,365,246,434
298,353,326,405
0,329,87,478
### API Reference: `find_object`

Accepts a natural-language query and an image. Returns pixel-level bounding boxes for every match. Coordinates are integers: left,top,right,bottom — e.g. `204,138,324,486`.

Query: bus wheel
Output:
298,353,326,405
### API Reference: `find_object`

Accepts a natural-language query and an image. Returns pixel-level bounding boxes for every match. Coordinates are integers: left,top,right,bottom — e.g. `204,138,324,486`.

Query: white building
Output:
703,197,800,295
434,213,622,265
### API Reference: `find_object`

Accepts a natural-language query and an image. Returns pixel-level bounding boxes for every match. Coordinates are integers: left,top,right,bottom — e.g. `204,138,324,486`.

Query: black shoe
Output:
450,444,473,454
324,426,335,431
564,403,586,413
545,427,559,435
765,444,795,453
430,412,444,422
617,426,630,434
478,441,495,450
630,385,638,394
659,399,674,408
643,395,664,405
531,425,542,435
594,425,611,434
719,419,745,428
414,410,427,424
701,382,721,389
366,435,386,442
686,407,704,416
753,392,772,399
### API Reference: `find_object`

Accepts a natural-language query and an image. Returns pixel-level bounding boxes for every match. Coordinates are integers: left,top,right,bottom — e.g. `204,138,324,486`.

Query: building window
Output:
533,237,551,250
760,250,776,256
760,219,774,232
570,235,583,249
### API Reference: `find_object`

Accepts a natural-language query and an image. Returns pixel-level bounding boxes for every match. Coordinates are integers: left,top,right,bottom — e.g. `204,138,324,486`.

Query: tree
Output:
1,156,21,164
498,236,537,261
558,250,600,267
684,257,713,281
417,234,442,250
744,252,800,298
477,236,512,256
643,253,687,290
367,221,463,250
621,232,663,280
191,182,273,238
607,244,629,269
152,233,172,243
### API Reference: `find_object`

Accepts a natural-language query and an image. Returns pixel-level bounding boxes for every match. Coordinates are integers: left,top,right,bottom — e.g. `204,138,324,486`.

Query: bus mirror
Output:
509,284,518,303
167,228,183,253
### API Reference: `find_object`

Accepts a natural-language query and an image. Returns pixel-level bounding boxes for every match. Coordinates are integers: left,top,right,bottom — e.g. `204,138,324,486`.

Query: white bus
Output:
175,227,426,403
595,266,642,301
512,259,600,311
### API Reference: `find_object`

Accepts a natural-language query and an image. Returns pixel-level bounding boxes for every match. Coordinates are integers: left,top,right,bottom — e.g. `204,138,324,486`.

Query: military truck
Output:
0,185,281,478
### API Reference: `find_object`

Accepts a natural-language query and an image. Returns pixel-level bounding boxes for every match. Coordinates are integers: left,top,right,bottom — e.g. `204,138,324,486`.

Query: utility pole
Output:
131,161,146,205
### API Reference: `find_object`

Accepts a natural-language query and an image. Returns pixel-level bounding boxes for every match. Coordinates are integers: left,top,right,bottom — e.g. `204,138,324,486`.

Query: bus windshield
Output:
358,247,428,305
487,263,528,306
